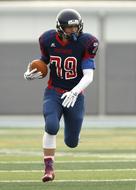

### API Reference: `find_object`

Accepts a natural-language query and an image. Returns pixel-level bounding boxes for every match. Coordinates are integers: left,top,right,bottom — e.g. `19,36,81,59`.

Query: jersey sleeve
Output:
81,36,99,70
39,34,50,64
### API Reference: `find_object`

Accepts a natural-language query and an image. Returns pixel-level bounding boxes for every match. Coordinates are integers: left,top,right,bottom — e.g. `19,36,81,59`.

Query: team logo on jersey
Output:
50,43,56,47
92,42,99,54
54,48,72,54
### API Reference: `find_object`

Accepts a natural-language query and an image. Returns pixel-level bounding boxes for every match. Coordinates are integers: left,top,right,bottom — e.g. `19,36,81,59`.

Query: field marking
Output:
0,168,136,172
1,150,136,158
1,159,136,164
0,179,136,183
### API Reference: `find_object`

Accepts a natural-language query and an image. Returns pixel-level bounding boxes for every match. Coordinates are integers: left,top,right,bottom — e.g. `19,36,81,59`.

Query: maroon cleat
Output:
42,157,55,182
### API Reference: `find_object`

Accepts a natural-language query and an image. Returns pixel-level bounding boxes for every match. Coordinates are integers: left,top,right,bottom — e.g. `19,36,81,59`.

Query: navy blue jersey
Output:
39,30,99,90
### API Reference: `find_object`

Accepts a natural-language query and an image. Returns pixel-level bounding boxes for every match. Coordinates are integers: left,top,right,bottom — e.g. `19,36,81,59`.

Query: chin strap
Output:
58,31,78,41
70,33,78,41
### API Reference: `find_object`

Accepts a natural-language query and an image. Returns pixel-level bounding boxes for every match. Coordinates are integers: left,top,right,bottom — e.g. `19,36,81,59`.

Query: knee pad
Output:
45,117,59,135
64,137,79,148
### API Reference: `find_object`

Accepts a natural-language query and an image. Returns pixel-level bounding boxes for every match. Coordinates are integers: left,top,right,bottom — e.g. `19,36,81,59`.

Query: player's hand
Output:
24,65,42,80
61,90,79,108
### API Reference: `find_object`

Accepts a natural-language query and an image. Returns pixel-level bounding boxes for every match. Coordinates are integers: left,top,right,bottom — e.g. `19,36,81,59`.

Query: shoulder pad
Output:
39,29,56,42
80,33,99,57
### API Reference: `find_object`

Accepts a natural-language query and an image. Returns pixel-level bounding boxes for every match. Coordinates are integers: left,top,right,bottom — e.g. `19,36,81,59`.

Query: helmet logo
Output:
68,20,79,25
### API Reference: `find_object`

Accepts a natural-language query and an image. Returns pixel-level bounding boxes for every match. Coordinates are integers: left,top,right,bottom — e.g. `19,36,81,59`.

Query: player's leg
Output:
42,89,63,182
63,94,85,148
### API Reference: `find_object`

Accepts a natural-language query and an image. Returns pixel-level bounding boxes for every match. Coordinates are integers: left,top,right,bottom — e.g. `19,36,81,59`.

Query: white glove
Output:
24,65,42,80
61,90,79,108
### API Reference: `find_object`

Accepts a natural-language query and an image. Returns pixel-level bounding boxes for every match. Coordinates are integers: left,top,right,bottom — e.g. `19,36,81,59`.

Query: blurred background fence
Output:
0,1,136,115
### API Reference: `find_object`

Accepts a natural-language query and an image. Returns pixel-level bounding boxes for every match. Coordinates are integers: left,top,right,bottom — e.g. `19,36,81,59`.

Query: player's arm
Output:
39,34,50,64
72,69,93,93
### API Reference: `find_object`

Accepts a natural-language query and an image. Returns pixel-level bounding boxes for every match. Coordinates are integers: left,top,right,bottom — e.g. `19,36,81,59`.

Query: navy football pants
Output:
43,88,85,148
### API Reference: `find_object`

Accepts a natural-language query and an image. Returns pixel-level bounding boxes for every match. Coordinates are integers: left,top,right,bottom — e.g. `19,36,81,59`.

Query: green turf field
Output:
0,127,136,190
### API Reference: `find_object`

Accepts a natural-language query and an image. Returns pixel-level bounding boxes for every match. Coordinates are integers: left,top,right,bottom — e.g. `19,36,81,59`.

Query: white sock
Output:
42,132,56,149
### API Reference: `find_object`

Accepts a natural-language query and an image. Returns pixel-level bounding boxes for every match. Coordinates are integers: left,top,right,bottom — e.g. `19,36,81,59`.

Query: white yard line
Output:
0,168,136,172
0,179,136,183
1,150,136,158
0,159,136,164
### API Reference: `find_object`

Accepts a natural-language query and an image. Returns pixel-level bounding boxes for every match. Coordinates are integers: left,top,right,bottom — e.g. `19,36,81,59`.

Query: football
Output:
30,59,48,78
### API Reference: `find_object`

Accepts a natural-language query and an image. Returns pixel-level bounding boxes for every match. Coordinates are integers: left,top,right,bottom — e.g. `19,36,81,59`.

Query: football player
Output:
24,9,99,182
